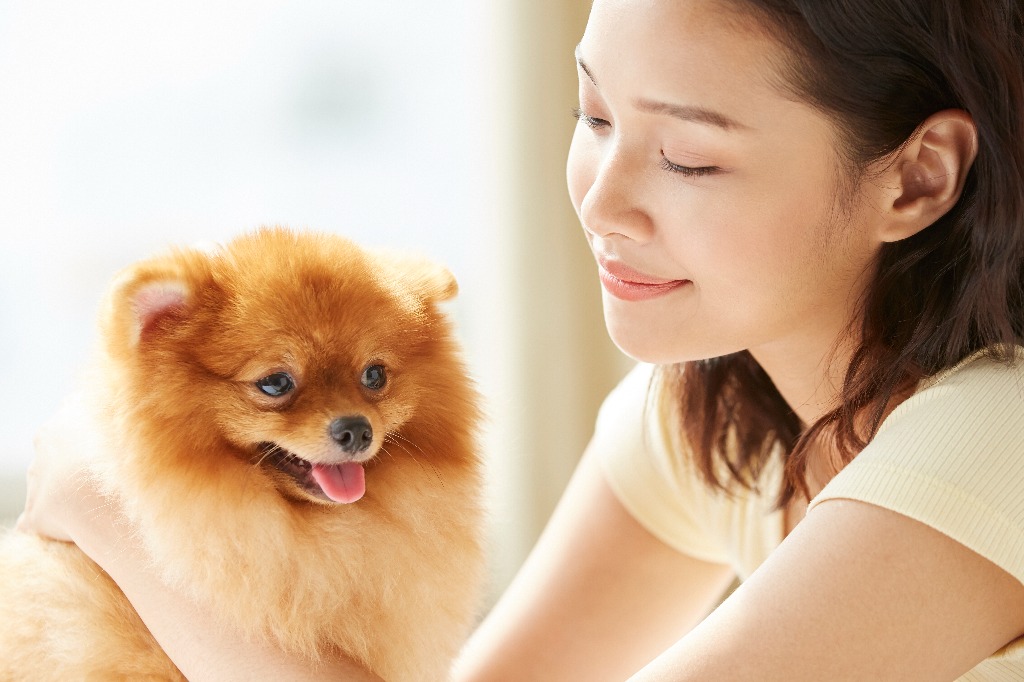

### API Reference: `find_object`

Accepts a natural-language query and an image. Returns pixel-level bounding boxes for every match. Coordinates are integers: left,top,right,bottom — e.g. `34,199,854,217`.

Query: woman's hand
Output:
16,393,101,543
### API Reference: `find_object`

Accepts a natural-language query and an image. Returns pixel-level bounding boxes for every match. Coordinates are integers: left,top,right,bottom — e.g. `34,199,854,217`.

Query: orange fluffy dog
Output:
0,228,485,681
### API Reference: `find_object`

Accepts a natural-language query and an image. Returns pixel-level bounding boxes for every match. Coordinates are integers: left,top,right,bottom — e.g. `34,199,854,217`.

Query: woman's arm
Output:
454,428,1024,681
453,442,736,681
18,402,382,682
631,498,1024,681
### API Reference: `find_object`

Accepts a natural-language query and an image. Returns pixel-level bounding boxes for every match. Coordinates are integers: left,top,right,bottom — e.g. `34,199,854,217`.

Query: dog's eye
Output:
361,364,387,391
256,372,295,397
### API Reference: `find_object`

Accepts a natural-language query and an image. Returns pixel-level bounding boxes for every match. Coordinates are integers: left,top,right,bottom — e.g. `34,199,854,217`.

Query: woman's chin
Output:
604,314,743,366
604,322,682,365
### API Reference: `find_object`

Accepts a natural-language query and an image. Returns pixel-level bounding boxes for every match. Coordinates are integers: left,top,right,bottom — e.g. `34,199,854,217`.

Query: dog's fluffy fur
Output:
0,228,485,681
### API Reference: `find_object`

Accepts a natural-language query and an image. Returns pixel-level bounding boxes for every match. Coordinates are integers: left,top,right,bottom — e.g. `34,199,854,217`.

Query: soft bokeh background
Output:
0,0,632,602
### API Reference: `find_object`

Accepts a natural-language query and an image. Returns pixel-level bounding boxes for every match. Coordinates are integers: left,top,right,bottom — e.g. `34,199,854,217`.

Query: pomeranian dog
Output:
0,227,485,681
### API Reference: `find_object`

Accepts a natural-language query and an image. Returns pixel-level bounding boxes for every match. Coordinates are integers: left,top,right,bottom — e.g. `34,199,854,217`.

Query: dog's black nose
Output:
329,416,373,454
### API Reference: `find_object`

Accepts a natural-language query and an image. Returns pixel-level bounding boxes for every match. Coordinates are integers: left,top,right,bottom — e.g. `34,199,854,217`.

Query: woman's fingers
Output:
18,396,95,542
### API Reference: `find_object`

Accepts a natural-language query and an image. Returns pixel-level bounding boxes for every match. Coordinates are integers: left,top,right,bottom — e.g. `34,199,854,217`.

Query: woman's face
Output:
568,0,883,365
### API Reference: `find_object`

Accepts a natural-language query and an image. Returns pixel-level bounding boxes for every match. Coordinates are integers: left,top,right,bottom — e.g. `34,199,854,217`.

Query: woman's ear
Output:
872,109,978,243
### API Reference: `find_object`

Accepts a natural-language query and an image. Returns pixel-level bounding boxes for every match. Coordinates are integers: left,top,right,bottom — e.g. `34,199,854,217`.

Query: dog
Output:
0,227,485,681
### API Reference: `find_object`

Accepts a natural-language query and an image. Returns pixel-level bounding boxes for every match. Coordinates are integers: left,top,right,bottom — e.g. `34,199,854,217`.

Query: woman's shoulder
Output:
912,343,1024,397
819,344,1024,493
592,363,737,566
878,344,1024,441
808,344,1024,590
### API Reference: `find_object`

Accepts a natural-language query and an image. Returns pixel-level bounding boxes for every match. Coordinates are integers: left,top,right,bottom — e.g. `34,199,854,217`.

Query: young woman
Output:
21,0,1024,680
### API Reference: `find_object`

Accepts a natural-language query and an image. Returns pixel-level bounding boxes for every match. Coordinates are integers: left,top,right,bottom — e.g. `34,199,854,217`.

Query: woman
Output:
22,0,1024,679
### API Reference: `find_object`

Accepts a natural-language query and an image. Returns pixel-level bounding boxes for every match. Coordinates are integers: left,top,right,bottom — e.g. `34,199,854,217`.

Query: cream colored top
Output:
596,349,1024,681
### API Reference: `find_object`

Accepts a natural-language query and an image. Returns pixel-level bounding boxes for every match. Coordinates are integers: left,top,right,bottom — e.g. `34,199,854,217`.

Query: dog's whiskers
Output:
253,443,285,468
383,432,446,489
252,440,309,469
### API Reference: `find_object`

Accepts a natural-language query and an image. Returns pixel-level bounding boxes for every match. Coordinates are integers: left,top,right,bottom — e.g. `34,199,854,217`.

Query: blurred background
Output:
0,0,632,603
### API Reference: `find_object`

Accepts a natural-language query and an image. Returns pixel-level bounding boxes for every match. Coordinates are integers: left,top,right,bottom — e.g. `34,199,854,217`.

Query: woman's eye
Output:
255,372,295,397
572,107,609,130
660,155,719,178
361,364,387,391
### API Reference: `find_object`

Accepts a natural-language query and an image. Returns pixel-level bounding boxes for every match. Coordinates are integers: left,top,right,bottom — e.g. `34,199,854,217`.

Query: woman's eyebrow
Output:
574,44,748,132
575,45,599,87
633,98,747,131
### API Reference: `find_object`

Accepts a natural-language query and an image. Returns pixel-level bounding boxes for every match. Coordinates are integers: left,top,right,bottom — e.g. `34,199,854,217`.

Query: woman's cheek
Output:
566,127,597,218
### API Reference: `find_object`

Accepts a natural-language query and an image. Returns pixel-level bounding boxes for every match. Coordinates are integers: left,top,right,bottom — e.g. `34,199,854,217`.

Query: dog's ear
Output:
103,248,212,348
128,278,190,342
377,251,458,304
408,259,458,303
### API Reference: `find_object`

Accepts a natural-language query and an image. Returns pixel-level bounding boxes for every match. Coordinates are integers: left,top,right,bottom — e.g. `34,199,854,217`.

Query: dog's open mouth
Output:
257,443,366,504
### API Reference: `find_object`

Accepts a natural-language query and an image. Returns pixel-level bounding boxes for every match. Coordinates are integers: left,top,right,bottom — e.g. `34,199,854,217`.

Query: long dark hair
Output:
665,0,1024,506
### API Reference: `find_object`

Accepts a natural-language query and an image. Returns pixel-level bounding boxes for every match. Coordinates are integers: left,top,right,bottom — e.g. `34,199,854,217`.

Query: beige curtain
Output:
479,0,634,600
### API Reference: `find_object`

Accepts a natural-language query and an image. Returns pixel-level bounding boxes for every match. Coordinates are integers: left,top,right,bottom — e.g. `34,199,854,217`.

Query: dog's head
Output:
101,227,467,505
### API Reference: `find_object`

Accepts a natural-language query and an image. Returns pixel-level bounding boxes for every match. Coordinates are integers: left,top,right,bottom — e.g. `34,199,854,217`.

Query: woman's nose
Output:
577,144,655,243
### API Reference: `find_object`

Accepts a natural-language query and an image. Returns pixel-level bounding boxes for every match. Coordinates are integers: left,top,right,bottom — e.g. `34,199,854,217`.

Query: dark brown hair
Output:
664,0,1024,506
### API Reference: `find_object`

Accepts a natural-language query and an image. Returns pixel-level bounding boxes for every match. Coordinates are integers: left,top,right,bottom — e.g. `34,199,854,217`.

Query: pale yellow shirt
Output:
596,349,1024,681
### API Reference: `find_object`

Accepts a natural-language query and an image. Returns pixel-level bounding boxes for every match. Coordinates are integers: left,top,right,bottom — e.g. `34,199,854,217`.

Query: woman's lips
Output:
597,257,690,302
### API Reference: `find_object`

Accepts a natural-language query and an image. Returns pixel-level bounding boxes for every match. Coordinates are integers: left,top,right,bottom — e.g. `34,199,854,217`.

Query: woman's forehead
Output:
578,0,803,133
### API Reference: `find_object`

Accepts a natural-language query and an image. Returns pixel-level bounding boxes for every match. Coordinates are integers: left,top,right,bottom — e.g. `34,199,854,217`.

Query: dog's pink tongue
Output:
310,462,365,503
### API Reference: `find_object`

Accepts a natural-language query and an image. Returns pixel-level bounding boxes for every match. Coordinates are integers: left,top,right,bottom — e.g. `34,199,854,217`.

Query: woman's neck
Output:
749,329,857,430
